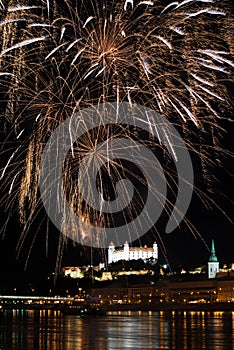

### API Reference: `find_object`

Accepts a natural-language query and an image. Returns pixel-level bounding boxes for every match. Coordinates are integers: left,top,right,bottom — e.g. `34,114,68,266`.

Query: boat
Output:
61,304,106,316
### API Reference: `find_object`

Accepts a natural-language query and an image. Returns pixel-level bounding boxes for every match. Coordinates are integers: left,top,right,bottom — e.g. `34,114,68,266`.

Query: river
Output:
0,310,233,349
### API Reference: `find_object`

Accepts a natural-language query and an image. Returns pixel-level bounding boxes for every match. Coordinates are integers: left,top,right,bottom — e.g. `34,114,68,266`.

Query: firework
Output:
0,0,233,258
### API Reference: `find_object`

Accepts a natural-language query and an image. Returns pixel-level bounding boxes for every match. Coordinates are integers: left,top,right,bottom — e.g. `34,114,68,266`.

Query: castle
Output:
61,240,221,282
108,241,158,264
108,239,220,278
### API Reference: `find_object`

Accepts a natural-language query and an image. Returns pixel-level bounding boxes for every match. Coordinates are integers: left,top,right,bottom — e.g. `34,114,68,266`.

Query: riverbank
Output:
1,302,234,312
100,302,234,312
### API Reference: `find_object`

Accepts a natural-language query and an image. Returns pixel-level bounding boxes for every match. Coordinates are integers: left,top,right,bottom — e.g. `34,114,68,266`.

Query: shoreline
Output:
100,302,234,312
1,302,234,313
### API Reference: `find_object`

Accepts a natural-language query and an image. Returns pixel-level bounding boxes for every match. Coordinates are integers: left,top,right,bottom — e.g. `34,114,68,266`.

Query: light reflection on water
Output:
0,310,233,350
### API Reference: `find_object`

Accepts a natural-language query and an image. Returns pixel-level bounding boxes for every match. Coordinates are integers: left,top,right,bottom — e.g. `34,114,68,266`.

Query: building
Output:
208,240,219,279
108,241,158,264
91,278,234,305
61,265,102,279
61,267,83,279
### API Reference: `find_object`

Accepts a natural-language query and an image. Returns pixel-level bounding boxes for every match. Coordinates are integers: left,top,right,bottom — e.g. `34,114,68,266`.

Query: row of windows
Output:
111,252,156,258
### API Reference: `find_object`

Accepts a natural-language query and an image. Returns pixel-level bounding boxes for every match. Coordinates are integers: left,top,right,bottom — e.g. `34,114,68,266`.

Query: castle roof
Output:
129,247,154,252
109,242,157,253
112,246,154,253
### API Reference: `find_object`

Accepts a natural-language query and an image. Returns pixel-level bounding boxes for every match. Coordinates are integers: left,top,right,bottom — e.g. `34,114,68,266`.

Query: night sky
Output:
0,0,233,290
0,120,233,289
0,95,233,289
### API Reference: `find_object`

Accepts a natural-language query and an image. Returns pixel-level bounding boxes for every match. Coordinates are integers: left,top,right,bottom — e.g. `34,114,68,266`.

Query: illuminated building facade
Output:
91,278,234,305
108,241,158,264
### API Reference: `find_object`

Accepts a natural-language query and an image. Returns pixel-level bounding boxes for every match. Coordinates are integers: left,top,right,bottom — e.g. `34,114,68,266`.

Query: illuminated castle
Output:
108,241,158,264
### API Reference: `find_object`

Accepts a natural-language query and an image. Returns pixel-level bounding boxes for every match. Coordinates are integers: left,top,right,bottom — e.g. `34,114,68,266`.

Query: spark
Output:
0,0,233,262
190,73,214,87
138,1,154,6
96,66,106,77
186,8,226,17
165,132,178,162
156,36,172,50
83,16,94,28
7,6,41,12
0,72,16,78
175,98,199,127
35,114,41,122
175,0,196,10
9,173,18,195
1,148,19,181
198,85,225,101
83,64,99,80
16,129,25,139
161,2,178,14
196,60,229,74
45,0,50,18
0,18,27,27
0,36,49,57
170,26,184,35
71,48,85,65
139,53,151,79
0,0,5,10
59,27,66,44
198,50,234,67
29,23,55,28
45,42,68,60
66,39,82,52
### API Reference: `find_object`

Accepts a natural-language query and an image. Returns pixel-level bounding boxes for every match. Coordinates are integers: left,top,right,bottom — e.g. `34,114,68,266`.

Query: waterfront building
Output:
208,240,219,279
91,278,234,305
108,241,158,264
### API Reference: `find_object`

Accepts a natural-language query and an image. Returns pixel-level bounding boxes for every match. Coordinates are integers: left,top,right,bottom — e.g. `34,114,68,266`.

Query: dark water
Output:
0,310,233,350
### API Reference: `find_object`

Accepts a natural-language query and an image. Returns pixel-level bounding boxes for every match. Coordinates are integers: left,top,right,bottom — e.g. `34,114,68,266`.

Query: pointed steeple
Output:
208,239,219,278
209,239,218,262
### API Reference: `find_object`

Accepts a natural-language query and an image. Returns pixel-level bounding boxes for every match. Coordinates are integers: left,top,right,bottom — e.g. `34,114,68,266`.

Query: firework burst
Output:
0,0,233,261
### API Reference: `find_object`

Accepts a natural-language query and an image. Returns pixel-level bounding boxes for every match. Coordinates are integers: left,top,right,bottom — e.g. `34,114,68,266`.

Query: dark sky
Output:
0,0,233,289
0,83,233,290
0,126,233,288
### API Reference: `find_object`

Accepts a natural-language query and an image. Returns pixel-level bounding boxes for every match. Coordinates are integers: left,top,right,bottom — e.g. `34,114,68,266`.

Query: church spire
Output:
208,239,219,279
209,239,218,262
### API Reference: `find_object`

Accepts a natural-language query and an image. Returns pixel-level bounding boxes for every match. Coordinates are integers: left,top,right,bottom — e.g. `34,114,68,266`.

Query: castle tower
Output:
108,242,115,264
124,241,129,261
153,242,158,260
208,239,219,279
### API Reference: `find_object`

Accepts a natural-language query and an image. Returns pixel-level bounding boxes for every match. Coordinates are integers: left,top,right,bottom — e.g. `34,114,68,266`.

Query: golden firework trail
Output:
0,0,233,263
